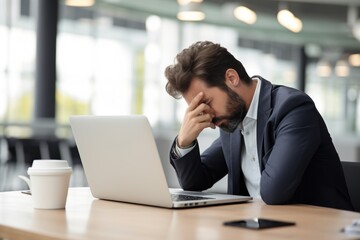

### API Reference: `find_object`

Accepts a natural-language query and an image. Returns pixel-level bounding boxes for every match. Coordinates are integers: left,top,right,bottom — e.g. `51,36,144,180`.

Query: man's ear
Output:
225,69,240,88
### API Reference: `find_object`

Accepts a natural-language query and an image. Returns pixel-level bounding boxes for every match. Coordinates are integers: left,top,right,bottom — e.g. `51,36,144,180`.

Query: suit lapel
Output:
227,76,273,195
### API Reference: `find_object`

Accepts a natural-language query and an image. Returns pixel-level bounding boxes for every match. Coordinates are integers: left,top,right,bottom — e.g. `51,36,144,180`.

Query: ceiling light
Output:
277,9,302,33
233,6,257,24
177,11,205,21
277,4,302,33
65,0,95,7
349,53,360,67
335,60,350,77
316,60,332,77
178,0,203,5
177,2,205,21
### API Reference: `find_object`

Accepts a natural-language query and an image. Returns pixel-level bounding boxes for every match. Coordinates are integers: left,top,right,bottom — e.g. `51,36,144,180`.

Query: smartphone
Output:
223,218,295,230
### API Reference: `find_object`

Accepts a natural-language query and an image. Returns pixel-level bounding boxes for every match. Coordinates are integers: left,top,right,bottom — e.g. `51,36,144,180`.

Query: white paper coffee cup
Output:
27,160,72,209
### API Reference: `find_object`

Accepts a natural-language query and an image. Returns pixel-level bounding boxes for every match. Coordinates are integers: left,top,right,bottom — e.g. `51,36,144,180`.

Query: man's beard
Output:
212,87,247,133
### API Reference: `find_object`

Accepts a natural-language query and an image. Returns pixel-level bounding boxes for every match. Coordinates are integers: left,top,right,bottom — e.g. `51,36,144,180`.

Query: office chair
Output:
341,161,360,212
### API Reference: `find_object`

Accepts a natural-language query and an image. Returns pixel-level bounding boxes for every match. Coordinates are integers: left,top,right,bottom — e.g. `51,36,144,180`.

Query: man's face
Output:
212,86,247,132
183,77,247,133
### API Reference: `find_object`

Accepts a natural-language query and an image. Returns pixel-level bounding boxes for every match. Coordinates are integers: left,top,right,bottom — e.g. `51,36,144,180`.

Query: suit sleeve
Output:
170,137,228,191
260,93,322,204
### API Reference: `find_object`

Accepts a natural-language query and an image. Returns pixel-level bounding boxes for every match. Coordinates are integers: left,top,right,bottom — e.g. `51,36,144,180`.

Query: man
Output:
164,41,353,211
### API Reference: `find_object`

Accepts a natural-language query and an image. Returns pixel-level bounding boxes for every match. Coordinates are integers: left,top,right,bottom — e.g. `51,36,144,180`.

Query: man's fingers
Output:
194,120,216,132
179,92,216,146
187,92,204,111
196,112,214,122
196,104,215,118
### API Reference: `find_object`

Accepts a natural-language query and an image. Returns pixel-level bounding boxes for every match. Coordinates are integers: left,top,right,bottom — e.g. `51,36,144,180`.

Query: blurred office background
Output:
0,0,359,192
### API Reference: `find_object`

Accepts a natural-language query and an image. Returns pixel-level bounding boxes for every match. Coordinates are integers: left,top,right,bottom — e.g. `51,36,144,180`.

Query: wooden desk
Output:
0,188,359,240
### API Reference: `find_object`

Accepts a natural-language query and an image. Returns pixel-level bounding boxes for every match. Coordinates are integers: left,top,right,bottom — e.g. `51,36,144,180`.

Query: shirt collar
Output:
245,77,261,120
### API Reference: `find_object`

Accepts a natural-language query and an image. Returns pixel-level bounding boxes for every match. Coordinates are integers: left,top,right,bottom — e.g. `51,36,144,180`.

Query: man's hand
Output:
177,92,215,148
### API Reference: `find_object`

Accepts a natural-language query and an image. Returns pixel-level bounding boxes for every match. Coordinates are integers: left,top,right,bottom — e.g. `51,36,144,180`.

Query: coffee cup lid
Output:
28,160,72,175
31,160,70,168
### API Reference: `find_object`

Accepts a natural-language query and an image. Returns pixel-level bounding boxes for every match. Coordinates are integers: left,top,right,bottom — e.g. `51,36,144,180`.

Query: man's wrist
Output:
171,137,196,159
176,137,195,149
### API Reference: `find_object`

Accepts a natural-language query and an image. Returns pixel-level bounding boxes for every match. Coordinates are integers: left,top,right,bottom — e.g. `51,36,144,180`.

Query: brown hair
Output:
164,41,251,99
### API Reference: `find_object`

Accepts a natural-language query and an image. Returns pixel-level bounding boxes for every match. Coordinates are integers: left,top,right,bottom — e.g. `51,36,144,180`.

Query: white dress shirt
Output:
239,78,261,199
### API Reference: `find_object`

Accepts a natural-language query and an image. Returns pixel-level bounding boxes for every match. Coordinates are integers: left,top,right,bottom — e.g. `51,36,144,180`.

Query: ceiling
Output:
96,0,360,52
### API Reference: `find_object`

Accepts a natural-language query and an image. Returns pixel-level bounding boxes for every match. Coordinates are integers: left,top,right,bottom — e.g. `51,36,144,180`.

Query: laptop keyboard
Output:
171,194,213,202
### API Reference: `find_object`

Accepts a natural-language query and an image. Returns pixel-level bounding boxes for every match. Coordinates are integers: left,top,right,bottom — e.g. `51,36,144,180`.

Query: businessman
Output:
164,41,353,211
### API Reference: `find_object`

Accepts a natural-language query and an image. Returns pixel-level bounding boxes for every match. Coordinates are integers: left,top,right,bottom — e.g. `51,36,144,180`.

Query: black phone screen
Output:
224,218,295,230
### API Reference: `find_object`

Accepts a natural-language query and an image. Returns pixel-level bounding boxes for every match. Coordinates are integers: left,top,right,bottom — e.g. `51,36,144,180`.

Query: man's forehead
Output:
182,91,196,105
183,78,208,104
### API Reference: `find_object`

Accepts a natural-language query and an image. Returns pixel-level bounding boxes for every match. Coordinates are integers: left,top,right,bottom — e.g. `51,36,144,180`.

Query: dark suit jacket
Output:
170,76,354,211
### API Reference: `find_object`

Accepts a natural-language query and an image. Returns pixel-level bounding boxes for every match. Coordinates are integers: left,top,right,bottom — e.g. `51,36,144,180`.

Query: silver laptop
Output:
69,115,252,208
